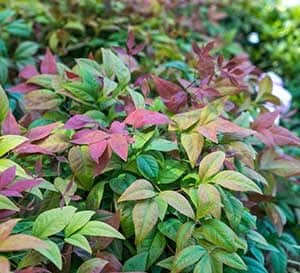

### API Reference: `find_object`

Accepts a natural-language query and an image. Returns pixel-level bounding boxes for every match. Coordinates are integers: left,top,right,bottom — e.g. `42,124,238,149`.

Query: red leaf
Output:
64,115,96,130
26,122,59,142
40,48,57,74
94,148,112,177
109,134,128,161
152,75,187,112
125,109,170,128
72,130,108,145
8,83,38,93
2,111,20,135
0,167,16,189
19,65,39,80
89,141,108,163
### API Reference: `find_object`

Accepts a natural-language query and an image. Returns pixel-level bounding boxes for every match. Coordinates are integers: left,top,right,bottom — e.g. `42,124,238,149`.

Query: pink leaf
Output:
8,83,38,93
252,110,279,130
109,121,127,134
109,134,128,161
125,109,170,128
89,141,108,163
64,115,96,130
152,75,187,112
72,130,108,145
2,111,20,135
26,123,59,142
7,179,41,195
40,48,57,74
14,142,54,155
19,65,39,80
0,167,16,189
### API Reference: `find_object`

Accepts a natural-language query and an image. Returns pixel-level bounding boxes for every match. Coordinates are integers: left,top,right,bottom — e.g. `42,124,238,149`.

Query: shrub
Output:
0,33,299,273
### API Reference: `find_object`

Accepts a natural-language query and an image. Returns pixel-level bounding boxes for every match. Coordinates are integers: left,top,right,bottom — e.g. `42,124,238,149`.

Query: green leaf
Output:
0,135,28,157
77,258,108,273
160,190,195,218
244,257,268,273
195,219,238,252
256,75,272,102
157,256,174,270
118,179,156,202
158,218,182,241
27,75,54,89
194,253,212,273
133,199,159,244
0,85,9,125
32,206,77,238
136,154,159,180
86,182,105,209
198,151,225,181
123,252,148,272
270,247,287,273
146,138,178,152
219,189,243,228
176,221,195,252
158,159,185,184
0,159,29,178
109,173,136,195
65,211,95,237
65,234,91,253
155,196,168,220
172,245,206,273
0,195,19,211
213,249,247,270
15,41,39,59
212,170,262,193
68,146,95,190
35,239,62,270
77,220,124,239
62,81,95,102
0,58,8,84
197,184,221,219
102,48,130,86
128,88,145,109
138,231,166,268
132,130,155,150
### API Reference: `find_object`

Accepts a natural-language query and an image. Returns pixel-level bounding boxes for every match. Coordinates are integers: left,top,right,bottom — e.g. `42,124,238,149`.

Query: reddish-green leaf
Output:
212,170,262,193
159,191,195,218
133,199,159,244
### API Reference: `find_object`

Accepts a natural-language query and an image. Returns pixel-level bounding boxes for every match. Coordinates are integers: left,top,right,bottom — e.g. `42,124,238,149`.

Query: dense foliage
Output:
0,1,299,273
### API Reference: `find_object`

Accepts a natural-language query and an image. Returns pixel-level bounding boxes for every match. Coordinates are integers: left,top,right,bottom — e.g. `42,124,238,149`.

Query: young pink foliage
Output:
89,141,108,163
109,134,129,161
64,114,97,130
40,48,57,74
14,142,54,155
0,167,16,189
125,109,170,128
8,83,38,94
2,111,20,135
26,123,59,142
19,65,39,80
72,130,108,145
